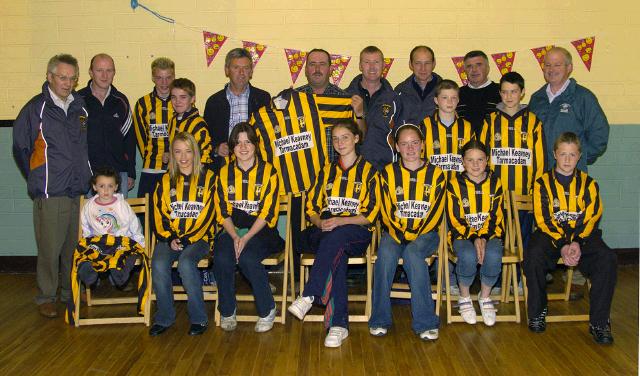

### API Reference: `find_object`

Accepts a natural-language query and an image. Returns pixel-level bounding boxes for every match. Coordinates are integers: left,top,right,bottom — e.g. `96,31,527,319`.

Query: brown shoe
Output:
38,302,57,318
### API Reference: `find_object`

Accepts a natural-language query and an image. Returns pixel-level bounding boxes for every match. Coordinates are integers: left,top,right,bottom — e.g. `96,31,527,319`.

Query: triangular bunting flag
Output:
330,54,351,86
491,52,516,76
284,48,307,84
451,56,468,86
571,36,596,71
243,40,267,68
531,45,554,71
203,31,227,67
382,58,394,79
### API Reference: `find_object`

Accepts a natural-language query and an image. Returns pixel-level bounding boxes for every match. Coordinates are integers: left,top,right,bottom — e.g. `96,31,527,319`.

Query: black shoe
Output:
589,323,614,345
528,307,548,333
149,324,170,336
189,323,208,336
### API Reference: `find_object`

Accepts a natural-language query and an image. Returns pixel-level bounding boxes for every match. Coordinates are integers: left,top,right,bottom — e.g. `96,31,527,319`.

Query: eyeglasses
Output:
50,73,78,83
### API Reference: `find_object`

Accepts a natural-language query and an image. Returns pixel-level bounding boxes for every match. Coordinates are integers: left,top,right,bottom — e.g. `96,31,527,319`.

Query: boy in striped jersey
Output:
168,78,213,166
523,132,616,344
133,57,175,199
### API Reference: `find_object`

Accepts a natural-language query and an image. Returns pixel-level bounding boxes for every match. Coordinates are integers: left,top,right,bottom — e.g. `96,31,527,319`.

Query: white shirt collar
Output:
545,79,570,103
467,80,492,89
47,86,74,114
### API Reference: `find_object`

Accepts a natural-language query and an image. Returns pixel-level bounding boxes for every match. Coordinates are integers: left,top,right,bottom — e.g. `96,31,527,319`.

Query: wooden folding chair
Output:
444,193,521,324
298,193,374,322
509,192,589,322
370,221,445,317
72,195,152,326
213,193,293,326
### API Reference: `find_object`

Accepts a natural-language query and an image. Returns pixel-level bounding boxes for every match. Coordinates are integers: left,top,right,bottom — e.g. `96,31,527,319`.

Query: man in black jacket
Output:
203,48,270,170
78,54,135,197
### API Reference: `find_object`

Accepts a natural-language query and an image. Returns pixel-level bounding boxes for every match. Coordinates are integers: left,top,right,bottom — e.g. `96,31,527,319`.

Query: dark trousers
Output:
523,230,617,326
290,195,303,277
301,224,371,328
213,231,280,318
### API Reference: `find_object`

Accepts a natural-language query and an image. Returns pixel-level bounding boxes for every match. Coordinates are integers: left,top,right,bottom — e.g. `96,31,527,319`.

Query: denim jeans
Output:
213,232,277,318
152,240,209,326
369,231,440,333
454,238,503,288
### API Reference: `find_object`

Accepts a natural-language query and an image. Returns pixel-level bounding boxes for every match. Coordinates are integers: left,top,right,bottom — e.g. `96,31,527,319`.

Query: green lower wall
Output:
1,125,638,256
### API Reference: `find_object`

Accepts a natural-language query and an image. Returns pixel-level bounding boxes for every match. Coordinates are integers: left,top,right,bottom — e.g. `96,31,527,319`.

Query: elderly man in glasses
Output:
13,53,92,318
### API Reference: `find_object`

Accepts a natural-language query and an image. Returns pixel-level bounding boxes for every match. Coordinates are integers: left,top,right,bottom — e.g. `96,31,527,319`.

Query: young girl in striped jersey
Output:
288,119,379,348
212,122,284,333
149,132,216,337
447,140,504,326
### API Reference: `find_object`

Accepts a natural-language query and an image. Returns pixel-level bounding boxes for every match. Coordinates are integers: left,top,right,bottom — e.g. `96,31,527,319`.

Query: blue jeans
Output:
369,231,440,333
213,232,276,318
454,238,503,288
152,240,209,326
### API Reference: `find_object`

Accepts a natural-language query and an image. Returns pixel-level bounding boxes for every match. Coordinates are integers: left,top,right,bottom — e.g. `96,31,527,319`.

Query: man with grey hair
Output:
204,47,271,170
530,46,609,171
13,53,92,318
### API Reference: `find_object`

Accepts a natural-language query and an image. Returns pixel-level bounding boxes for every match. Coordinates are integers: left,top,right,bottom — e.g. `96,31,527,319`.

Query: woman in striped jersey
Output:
149,132,216,337
523,132,616,344
288,119,379,348
369,124,446,341
447,140,504,326
212,123,284,333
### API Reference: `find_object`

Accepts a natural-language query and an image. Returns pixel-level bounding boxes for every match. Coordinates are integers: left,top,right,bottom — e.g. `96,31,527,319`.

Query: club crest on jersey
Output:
254,184,262,196
297,116,306,128
462,198,470,208
228,185,236,195
458,138,465,148
381,104,392,118
326,183,333,191
354,182,362,194
197,186,204,198
553,198,560,208
79,115,87,130
150,111,156,120
433,140,440,150
521,132,528,143
273,124,281,134
395,186,404,196
169,188,176,197
494,133,502,142
424,183,431,195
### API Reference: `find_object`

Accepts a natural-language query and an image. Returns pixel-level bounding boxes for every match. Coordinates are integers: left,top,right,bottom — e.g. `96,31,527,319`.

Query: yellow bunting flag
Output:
571,36,596,71
451,56,468,85
284,48,307,84
531,45,554,71
491,52,516,76
202,31,227,67
243,40,267,68
330,54,351,86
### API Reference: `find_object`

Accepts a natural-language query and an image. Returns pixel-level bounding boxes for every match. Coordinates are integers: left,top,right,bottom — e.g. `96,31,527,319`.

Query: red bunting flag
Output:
284,48,307,84
531,45,554,71
243,40,267,68
382,58,394,78
491,52,516,76
330,54,351,86
571,36,596,71
202,31,227,67
451,56,468,86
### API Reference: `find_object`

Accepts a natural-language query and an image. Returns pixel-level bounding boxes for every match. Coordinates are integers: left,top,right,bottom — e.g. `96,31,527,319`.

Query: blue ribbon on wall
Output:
130,0,175,24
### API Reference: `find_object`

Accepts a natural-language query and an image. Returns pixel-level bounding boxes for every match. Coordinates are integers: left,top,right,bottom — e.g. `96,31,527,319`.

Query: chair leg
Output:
522,272,530,322
564,267,574,301
435,256,442,317
511,263,521,323
366,254,372,318
74,280,82,327
86,287,92,306
444,253,452,324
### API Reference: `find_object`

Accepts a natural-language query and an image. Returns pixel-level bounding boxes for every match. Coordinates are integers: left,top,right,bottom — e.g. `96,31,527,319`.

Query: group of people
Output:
12,42,616,347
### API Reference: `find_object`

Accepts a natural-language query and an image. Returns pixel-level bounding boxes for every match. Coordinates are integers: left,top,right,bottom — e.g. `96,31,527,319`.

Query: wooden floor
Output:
0,266,637,375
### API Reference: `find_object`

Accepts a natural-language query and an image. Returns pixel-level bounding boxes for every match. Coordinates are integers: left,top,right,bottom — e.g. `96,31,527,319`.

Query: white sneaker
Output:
478,294,497,327
419,328,439,341
369,327,387,336
220,312,237,332
288,296,313,320
458,296,477,324
255,306,277,333
324,326,349,347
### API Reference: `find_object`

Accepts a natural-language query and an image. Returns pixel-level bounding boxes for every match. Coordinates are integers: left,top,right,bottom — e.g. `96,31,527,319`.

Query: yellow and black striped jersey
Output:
447,171,504,241
168,108,213,164
214,158,280,228
153,169,216,246
306,156,379,225
315,94,355,127
380,160,446,243
534,169,602,247
419,112,475,174
480,107,545,195
134,90,174,171
251,90,335,194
